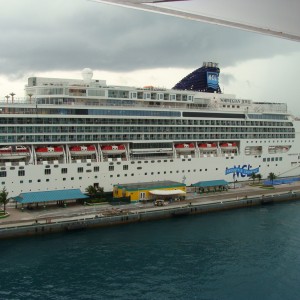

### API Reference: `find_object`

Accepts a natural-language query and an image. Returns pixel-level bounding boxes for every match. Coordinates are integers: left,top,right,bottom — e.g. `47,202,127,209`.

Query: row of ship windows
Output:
0,159,174,174
108,90,193,101
0,117,293,127
0,160,280,186
32,90,192,101
6,108,180,118
3,160,290,185
0,168,213,180
0,161,228,176
0,165,214,183
0,157,286,179
1,162,179,175
1,176,96,185
0,166,101,177
247,140,293,143
32,91,193,101
1,126,294,134
263,157,283,162
0,134,295,143
109,169,212,177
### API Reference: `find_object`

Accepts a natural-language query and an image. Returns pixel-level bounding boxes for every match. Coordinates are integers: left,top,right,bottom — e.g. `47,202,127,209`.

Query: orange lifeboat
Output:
16,146,29,153
143,85,154,90
101,145,126,155
198,143,217,149
175,143,195,152
69,145,96,156
0,146,30,159
0,146,12,153
220,142,237,148
36,146,64,157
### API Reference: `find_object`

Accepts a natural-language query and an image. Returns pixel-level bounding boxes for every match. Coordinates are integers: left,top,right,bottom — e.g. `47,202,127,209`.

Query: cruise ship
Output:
1,62,300,198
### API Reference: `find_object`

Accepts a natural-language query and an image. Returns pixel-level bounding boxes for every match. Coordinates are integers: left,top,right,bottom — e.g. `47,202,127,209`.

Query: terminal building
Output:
113,181,186,202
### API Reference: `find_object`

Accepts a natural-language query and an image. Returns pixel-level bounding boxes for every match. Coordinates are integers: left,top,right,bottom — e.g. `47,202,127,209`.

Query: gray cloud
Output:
220,73,235,85
1,0,300,78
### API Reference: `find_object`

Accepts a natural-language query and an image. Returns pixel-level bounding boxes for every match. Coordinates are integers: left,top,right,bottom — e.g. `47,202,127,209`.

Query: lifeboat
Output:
220,142,237,149
198,143,217,149
101,145,126,155
143,85,154,90
16,146,29,153
36,146,64,157
281,146,290,152
0,146,30,159
0,146,13,153
69,145,96,156
174,143,195,152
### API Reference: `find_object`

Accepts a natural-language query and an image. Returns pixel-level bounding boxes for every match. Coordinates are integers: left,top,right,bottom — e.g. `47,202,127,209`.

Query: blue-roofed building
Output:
14,189,88,207
192,180,228,193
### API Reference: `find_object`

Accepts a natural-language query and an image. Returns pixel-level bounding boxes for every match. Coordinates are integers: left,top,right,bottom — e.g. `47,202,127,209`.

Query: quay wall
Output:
0,191,299,239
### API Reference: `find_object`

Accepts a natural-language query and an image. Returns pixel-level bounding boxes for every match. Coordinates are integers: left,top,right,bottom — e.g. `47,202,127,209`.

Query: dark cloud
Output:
1,0,300,78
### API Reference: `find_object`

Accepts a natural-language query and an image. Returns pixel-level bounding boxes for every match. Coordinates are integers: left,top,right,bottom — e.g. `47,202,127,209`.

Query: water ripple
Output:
1,203,300,299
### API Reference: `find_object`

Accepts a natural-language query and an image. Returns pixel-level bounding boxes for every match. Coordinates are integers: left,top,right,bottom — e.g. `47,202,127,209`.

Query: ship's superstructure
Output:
1,64,300,198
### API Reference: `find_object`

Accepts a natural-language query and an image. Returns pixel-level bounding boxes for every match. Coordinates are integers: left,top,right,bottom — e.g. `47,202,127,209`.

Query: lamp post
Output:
27,93,33,104
10,92,15,103
233,172,236,189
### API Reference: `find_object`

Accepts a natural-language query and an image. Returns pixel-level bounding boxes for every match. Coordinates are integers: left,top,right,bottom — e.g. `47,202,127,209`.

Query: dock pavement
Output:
1,181,300,232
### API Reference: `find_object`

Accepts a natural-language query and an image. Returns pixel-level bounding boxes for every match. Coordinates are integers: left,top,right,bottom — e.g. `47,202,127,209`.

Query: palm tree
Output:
256,173,262,183
85,185,98,197
0,187,9,215
250,172,256,184
268,172,276,185
96,186,104,195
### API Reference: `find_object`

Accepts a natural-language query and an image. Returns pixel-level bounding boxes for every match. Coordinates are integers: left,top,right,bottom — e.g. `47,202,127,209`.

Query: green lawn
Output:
0,210,9,218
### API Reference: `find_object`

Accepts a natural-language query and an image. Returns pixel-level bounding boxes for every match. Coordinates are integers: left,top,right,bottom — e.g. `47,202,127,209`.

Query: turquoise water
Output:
1,202,300,300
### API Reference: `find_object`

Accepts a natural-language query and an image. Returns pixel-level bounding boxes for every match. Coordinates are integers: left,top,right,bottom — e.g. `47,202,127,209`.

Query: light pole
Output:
10,92,15,103
233,172,236,189
27,93,33,104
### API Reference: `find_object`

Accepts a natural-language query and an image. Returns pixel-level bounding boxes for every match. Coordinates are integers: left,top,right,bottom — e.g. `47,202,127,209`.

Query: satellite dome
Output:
81,68,93,81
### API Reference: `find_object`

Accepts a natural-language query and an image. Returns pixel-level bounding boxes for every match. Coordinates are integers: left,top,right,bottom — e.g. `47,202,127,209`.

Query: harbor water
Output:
1,202,300,300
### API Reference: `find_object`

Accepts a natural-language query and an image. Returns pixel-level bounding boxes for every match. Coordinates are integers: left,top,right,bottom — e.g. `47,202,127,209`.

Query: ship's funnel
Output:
173,62,221,93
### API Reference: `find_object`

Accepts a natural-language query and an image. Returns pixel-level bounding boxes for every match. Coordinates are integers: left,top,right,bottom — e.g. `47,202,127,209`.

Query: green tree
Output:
0,187,9,215
268,172,276,185
256,173,262,183
85,185,104,197
250,172,256,183
96,186,104,195
85,185,98,196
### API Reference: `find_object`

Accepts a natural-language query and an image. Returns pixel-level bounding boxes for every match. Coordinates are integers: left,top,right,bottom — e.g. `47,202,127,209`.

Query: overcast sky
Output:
1,0,300,115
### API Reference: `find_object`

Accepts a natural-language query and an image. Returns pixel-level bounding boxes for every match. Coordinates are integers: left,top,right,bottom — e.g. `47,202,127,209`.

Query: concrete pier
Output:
1,182,300,239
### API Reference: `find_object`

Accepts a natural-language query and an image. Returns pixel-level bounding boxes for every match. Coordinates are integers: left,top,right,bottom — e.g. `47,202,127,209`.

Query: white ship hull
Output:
2,129,300,198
